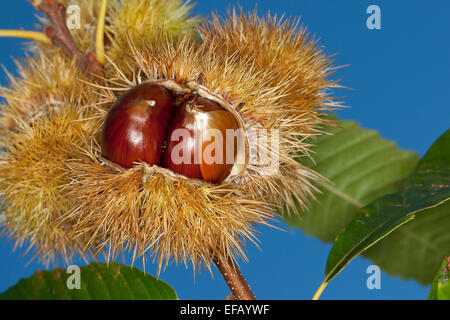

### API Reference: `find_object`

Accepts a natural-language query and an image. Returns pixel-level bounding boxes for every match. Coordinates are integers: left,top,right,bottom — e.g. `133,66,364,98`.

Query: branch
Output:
31,0,104,81
214,256,256,300
95,0,108,65
0,30,51,44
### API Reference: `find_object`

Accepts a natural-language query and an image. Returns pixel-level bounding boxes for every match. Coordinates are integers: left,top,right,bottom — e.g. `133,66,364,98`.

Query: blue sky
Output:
0,1,449,299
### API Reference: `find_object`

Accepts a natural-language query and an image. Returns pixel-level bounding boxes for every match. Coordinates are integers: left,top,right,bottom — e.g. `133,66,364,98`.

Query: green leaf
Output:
284,116,419,242
363,200,450,284
0,262,178,300
428,258,450,300
315,130,450,298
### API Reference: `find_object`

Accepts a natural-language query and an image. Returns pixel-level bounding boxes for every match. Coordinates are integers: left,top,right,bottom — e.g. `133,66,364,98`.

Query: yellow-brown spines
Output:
0,1,340,271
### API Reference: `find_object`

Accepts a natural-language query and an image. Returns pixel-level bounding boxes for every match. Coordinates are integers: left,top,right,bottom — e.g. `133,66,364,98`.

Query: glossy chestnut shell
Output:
162,96,239,183
102,83,175,169
102,82,243,184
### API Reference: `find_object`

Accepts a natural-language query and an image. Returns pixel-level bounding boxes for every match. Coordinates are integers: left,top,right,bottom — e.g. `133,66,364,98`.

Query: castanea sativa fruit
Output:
0,0,339,274
102,83,176,169
162,95,240,183
102,82,244,184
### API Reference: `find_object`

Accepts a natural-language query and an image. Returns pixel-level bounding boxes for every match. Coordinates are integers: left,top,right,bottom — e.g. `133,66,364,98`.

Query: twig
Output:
95,0,108,65
214,256,256,300
31,0,104,81
0,30,51,44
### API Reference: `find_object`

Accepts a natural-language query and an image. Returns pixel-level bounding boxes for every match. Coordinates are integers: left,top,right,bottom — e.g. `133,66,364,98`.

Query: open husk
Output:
0,0,340,273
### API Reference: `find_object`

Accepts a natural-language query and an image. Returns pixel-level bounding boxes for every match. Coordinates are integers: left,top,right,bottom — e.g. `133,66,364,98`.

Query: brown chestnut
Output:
162,96,239,183
102,83,175,169
102,83,241,184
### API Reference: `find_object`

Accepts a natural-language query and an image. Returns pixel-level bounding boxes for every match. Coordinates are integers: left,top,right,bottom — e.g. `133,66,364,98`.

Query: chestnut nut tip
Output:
102,82,242,184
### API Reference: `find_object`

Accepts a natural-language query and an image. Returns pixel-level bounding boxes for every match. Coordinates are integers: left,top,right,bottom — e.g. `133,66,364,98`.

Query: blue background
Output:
0,1,449,300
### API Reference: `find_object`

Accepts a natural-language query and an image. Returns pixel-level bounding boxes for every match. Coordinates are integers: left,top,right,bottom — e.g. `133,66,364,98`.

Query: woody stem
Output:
213,256,256,300
30,0,104,81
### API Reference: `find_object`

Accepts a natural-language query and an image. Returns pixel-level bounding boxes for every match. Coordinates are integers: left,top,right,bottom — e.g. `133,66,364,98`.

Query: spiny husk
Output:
0,107,96,264
118,9,342,210
62,159,273,273
0,1,340,271
106,0,198,71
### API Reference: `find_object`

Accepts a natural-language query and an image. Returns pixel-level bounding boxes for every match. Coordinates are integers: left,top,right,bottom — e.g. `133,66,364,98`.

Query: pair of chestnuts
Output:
102,82,246,184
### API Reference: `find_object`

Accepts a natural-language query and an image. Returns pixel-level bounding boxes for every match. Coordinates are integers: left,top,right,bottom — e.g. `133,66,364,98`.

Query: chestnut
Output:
102,83,241,184
162,96,239,184
102,83,176,169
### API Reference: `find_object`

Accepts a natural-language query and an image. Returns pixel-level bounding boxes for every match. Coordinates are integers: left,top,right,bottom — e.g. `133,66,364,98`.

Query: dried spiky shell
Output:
63,157,273,272
0,0,200,266
0,107,99,264
106,0,198,71
0,1,340,270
